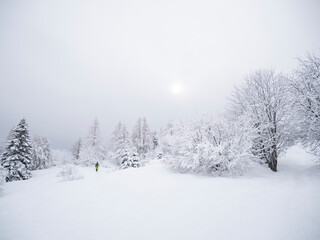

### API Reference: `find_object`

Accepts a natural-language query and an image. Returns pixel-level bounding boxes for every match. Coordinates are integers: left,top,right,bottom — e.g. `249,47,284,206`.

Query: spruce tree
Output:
131,152,140,168
110,122,140,168
1,119,33,181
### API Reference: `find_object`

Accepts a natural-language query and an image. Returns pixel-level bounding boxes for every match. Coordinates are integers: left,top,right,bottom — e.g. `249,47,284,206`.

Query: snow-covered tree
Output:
161,115,255,176
119,148,131,169
42,137,53,166
110,122,140,168
131,152,140,168
0,163,6,185
228,69,293,172
0,128,14,156
79,118,105,166
132,118,153,156
1,119,33,181
71,138,82,162
31,136,53,170
0,140,5,157
52,149,73,165
289,53,320,157
110,122,130,152
152,131,158,150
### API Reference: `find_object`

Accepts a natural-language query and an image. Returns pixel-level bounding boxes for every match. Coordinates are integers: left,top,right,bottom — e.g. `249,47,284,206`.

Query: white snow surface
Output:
0,145,319,240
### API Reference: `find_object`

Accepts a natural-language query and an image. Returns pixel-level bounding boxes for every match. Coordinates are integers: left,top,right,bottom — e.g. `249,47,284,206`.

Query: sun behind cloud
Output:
171,83,184,96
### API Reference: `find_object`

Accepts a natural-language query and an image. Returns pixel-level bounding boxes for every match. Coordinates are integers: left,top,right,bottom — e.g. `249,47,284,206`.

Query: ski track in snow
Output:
0,146,319,240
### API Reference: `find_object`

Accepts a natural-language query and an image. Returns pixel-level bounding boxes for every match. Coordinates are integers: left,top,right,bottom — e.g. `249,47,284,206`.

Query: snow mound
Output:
0,145,319,240
57,164,84,182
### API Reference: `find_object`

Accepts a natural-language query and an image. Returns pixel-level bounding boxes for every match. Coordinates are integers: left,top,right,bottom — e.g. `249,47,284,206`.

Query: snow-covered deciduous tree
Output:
71,138,82,162
289,53,320,157
1,119,33,181
31,136,53,170
161,115,256,176
110,122,140,168
228,69,293,172
79,118,105,166
132,118,153,157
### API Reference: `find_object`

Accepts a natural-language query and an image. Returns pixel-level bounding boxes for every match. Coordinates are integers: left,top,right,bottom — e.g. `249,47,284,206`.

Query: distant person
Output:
95,161,99,172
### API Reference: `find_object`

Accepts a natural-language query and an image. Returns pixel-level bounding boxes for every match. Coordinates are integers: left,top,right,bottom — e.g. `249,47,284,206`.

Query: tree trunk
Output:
268,147,278,172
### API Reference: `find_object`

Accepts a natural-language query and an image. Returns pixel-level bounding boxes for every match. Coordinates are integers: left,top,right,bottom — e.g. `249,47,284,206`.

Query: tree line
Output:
1,52,319,181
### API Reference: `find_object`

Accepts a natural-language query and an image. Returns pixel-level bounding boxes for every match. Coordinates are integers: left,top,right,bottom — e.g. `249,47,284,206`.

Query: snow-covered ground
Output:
0,146,319,240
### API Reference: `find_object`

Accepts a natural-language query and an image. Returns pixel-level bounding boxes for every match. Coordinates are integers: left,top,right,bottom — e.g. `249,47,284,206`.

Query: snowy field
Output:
0,146,319,240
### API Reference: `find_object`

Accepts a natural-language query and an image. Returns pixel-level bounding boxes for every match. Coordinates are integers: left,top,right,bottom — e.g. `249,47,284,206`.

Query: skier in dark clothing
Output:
95,162,99,172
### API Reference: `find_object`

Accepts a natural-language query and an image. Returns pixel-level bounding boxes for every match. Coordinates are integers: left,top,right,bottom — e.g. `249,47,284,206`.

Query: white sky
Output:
0,0,319,149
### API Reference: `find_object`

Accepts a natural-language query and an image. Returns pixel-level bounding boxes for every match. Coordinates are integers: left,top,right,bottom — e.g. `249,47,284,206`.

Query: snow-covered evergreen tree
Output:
110,122,140,168
31,136,45,170
31,136,53,170
0,140,5,157
71,138,82,162
131,152,140,168
132,118,143,154
1,119,33,181
0,128,14,156
132,118,153,156
79,118,105,166
119,148,132,169
42,137,53,166
152,131,158,150
110,122,130,152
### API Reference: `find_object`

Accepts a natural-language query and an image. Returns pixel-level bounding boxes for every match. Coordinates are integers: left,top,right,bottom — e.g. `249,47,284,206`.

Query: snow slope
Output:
0,146,319,240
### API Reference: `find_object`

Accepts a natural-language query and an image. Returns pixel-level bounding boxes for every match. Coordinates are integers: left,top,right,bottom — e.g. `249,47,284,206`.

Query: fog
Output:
0,0,319,149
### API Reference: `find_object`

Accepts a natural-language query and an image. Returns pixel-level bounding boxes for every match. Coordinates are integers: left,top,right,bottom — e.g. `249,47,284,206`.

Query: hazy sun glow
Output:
171,83,183,95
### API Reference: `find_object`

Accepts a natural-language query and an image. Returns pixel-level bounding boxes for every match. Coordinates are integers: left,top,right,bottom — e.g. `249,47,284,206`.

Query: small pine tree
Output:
1,119,33,181
131,152,140,168
119,148,132,169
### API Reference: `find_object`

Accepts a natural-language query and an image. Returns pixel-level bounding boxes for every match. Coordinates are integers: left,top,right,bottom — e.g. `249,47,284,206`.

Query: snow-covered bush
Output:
161,115,256,176
57,164,84,182
118,148,140,169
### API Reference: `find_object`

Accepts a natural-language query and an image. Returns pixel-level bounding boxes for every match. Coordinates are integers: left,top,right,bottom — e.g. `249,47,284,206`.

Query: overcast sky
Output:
0,0,319,149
